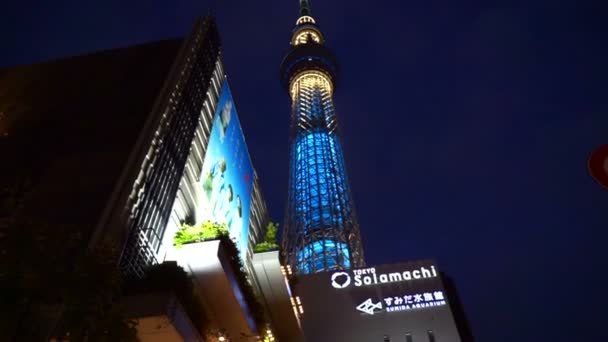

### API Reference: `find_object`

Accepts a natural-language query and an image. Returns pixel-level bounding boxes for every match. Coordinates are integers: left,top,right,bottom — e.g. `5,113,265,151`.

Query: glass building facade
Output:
120,18,270,276
119,17,223,275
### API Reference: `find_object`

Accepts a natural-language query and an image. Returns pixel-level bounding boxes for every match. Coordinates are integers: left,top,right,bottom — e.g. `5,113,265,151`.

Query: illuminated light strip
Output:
289,295,305,317
296,15,316,25
289,71,333,101
295,296,304,314
293,306,300,319
290,296,301,318
281,264,294,277
293,30,321,46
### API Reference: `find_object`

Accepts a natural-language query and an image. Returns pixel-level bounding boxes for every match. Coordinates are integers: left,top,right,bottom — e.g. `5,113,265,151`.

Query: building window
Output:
383,335,390,342
427,330,436,342
405,332,413,342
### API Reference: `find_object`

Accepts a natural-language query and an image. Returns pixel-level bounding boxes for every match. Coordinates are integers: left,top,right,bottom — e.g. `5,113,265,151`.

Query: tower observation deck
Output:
280,0,365,274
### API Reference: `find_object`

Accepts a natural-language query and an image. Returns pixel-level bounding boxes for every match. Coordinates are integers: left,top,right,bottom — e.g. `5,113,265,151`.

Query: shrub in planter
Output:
253,222,280,253
173,221,267,332
174,221,228,248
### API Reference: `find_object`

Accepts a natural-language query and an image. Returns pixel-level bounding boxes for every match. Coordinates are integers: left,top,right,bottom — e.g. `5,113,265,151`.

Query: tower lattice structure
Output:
280,0,365,274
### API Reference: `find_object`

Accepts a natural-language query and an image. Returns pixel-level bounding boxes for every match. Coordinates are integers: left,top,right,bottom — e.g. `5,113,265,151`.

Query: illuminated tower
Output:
280,0,365,274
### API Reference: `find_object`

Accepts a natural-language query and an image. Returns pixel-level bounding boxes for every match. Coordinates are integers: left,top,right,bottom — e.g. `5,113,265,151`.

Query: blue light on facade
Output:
293,131,347,231
297,240,351,274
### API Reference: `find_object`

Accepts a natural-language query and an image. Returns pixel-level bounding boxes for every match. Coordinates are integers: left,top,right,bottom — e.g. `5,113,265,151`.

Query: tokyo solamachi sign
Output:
330,265,438,289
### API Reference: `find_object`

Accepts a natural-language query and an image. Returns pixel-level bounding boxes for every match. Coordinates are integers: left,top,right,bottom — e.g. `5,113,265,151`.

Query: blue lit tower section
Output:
280,0,365,274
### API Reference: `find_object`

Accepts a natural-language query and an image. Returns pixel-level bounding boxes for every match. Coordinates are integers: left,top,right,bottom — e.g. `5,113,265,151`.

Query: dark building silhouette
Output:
441,273,475,342
0,38,181,230
0,16,270,277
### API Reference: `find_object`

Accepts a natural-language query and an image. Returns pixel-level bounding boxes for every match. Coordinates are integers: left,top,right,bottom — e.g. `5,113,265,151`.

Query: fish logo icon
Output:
356,298,383,315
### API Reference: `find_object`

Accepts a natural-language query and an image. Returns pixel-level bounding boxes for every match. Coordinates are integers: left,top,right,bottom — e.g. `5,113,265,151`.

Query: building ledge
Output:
122,292,203,342
170,239,258,340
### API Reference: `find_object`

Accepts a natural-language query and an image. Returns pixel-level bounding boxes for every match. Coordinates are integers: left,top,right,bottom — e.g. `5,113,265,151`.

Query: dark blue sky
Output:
3,0,608,340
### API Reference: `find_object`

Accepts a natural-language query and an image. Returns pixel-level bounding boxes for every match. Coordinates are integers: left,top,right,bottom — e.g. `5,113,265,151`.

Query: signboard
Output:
292,260,463,341
354,291,446,315
330,265,439,289
328,261,447,316
199,79,254,261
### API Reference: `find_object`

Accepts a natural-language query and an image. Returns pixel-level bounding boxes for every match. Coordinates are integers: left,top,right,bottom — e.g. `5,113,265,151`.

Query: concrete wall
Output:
173,240,256,341
251,251,305,342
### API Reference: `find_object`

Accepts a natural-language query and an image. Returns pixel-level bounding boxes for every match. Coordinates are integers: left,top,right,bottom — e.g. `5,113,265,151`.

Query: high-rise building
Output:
280,0,365,274
0,16,270,277
1,15,279,341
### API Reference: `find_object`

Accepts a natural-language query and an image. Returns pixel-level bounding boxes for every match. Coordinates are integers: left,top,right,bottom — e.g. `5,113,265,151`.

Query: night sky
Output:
3,0,608,340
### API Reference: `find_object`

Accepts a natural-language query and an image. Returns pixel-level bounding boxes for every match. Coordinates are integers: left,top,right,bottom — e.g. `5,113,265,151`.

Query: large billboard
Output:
199,79,254,261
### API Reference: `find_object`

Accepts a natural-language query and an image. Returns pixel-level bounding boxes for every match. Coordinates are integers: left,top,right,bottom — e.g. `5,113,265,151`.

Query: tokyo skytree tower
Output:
280,0,365,274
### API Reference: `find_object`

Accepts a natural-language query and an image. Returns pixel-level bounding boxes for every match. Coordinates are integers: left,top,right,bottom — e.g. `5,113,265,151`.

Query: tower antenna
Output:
300,0,312,16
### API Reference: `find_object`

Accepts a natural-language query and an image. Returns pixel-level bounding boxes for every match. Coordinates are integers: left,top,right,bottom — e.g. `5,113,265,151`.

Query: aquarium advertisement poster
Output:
199,79,254,261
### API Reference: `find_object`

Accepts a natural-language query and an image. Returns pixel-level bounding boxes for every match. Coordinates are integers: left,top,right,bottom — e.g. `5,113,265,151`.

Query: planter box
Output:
122,292,203,342
172,240,257,340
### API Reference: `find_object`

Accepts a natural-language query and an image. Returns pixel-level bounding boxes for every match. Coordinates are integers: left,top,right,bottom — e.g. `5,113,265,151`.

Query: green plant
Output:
174,221,229,248
266,222,277,242
254,222,280,253
253,241,279,253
